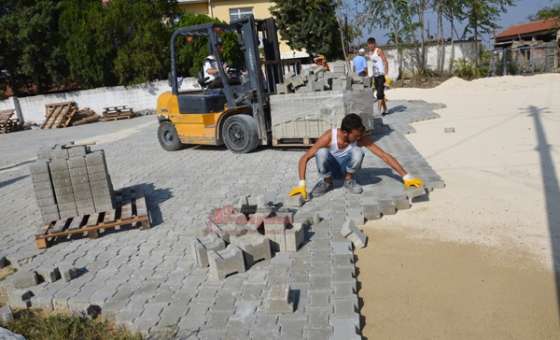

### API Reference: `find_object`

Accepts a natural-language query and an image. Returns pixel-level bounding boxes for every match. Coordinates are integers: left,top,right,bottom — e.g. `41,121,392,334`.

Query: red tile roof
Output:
496,18,560,41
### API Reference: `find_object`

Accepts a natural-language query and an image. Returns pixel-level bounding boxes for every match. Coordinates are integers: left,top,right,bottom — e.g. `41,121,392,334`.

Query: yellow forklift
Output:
156,16,283,153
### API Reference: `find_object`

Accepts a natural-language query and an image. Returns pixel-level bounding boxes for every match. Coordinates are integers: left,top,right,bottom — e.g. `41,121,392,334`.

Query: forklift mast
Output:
168,16,283,146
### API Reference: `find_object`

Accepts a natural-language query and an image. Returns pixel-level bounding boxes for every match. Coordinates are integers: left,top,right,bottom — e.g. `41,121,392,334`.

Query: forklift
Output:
156,16,283,153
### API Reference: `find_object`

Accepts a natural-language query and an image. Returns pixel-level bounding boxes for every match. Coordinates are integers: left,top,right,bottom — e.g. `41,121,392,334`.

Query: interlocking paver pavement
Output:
0,100,444,338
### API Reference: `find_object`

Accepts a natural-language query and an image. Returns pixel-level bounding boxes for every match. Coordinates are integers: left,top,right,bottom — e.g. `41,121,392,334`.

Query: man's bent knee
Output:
346,147,364,173
315,148,332,177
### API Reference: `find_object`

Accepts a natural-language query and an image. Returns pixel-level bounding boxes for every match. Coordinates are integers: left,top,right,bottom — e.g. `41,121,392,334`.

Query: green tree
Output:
271,0,342,60
461,0,515,65
60,0,175,87
529,3,560,20
173,13,243,78
0,0,68,96
59,0,115,88
359,0,416,75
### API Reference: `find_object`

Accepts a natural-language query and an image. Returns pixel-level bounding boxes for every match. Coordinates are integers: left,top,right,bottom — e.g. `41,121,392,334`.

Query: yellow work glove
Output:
288,180,308,200
403,174,424,189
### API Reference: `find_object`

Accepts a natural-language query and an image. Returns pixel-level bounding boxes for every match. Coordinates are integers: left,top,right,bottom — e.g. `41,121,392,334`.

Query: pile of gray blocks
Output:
270,59,383,141
30,144,115,223
193,195,306,281
270,89,378,140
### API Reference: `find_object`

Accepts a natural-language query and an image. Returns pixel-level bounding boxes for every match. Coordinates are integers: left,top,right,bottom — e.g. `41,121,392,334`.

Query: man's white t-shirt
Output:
368,48,385,77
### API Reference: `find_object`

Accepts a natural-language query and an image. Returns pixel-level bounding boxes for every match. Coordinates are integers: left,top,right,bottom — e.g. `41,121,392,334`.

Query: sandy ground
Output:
358,74,560,339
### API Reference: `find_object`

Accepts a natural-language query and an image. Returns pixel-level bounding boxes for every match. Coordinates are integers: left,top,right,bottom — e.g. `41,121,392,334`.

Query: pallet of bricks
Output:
101,105,136,121
41,102,99,129
0,109,22,134
30,143,150,249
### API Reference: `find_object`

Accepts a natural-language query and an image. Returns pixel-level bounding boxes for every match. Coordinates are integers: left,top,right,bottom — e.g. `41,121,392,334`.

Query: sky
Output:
352,0,558,46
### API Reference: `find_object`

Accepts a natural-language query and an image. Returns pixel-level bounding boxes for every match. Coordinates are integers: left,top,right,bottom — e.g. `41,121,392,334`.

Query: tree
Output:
0,0,68,96
529,3,560,20
461,0,515,65
271,0,342,60
173,13,243,78
60,0,175,87
358,0,416,76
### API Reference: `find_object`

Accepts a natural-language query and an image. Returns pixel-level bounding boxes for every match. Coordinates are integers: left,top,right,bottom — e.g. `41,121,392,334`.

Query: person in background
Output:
313,54,330,71
367,37,389,115
352,48,368,77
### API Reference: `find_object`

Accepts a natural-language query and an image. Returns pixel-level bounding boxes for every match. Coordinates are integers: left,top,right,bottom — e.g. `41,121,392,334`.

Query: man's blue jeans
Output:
315,147,364,180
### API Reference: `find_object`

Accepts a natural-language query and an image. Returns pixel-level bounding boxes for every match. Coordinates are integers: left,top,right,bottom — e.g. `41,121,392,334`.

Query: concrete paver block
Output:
192,233,226,268
266,283,293,313
62,267,80,282
7,289,34,309
208,245,246,281
285,223,304,252
340,219,367,249
362,204,381,220
330,318,360,340
230,233,271,266
13,270,40,289
265,223,286,252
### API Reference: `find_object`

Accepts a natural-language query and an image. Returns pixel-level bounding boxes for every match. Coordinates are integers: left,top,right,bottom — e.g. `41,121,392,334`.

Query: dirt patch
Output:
356,227,560,340
0,266,16,282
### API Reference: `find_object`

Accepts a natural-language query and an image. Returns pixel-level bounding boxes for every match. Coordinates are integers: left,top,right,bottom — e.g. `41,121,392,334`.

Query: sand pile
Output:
377,73,560,267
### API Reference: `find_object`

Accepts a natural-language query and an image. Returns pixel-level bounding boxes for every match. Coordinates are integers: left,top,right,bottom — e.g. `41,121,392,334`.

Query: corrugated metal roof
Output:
496,18,560,40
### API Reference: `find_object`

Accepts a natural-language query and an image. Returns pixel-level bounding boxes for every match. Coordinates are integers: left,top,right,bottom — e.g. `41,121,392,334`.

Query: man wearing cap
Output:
352,48,368,77
203,43,228,89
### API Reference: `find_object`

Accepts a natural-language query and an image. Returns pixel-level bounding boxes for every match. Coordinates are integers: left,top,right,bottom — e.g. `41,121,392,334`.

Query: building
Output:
177,0,308,60
495,18,560,46
494,18,560,74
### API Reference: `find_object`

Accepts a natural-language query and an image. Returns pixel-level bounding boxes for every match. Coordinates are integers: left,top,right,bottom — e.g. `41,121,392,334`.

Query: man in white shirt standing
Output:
367,37,389,115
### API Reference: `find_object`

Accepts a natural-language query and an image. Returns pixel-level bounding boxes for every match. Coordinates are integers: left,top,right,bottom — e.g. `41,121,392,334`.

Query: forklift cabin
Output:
156,16,283,153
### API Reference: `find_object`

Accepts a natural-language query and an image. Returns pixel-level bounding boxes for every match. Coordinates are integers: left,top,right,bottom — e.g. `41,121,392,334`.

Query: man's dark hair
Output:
341,114,365,133
367,37,376,44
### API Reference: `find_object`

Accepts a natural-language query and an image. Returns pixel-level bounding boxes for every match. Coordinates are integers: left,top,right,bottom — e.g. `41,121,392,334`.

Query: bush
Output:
0,308,142,340
453,59,488,80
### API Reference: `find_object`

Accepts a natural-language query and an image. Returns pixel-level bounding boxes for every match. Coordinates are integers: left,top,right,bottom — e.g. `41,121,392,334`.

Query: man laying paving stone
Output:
289,114,424,199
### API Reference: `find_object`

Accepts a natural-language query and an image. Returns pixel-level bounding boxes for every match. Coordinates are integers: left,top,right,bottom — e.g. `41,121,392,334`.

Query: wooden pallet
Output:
72,108,99,126
101,105,136,121
272,137,318,147
34,188,150,249
41,102,78,129
0,110,22,134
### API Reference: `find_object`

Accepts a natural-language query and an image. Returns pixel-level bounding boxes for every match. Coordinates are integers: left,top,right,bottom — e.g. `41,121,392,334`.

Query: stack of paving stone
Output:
193,196,305,281
270,60,382,144
30,144,115,223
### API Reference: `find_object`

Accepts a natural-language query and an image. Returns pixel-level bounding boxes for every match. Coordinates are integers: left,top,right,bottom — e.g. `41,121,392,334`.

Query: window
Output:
229,7,253,22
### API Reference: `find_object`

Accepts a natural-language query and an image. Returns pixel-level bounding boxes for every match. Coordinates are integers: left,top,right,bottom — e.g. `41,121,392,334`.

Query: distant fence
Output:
491,42,559,76
0,78,198,124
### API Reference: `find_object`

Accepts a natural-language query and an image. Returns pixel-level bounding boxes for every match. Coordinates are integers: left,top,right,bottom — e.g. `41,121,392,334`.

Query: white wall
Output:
0,78,199,124
376,40,479,79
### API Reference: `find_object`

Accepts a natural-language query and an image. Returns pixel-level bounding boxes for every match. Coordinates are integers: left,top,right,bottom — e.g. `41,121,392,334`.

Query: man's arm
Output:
288,131,331,199
297,130,331,180
358,135,406,176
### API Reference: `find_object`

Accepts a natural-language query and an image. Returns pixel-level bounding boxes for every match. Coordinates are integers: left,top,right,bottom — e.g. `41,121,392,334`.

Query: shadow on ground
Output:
0,175,28,189
525,105,560,321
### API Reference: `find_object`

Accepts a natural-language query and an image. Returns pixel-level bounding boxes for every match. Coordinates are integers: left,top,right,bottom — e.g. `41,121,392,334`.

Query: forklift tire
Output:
222,115,259,153
158,121,184,151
